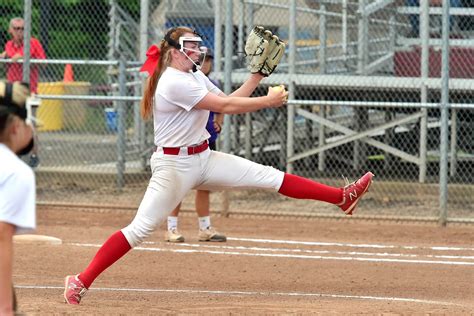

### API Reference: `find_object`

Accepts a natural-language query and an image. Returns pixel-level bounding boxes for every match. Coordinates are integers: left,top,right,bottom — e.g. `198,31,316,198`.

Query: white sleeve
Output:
204,76,222,96
0,166,36,234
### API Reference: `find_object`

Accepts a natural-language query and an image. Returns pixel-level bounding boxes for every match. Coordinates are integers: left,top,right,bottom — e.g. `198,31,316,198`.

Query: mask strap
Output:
164,28,180,49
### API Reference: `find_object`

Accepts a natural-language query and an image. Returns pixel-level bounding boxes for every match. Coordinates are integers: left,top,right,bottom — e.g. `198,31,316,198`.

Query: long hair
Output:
140,26,195,120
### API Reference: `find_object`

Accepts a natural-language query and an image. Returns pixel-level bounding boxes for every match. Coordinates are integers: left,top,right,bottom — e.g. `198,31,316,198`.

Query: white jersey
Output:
153,67,222,147
0,143,36,234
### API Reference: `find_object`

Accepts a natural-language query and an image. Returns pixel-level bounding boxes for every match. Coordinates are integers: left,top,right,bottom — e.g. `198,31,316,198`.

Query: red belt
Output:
160,141,209,155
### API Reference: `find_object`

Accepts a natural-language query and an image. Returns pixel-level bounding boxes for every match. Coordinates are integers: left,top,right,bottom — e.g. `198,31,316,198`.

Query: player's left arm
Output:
219,73,264,98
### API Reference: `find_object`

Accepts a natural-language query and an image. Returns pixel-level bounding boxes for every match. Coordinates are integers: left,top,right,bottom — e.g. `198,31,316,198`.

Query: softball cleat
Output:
64,274,87,305
198,227,227,242
338,171,374,215
165,228,185,243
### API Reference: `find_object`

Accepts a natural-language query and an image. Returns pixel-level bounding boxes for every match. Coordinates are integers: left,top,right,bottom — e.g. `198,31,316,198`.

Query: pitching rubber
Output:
13,234,62,245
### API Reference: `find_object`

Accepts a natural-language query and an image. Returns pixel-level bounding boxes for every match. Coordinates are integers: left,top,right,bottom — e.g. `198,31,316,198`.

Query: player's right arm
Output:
227,73,264,98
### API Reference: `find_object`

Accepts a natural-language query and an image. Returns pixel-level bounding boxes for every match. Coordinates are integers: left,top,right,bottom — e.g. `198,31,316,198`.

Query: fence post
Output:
223,0,233,154
354,0,368,171
439,0,451,226
221,0,234,217
318,3,327,172
286,0,297,174
23,0,32,84
244,1,254,160
116,58,126,190
450,110,458,177
138,0,149,170
419,0,429,183
214,0,222,74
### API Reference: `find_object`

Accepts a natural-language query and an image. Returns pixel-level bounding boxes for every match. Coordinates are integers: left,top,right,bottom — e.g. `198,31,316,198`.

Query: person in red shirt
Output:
0,17,46,94
0,17,46,167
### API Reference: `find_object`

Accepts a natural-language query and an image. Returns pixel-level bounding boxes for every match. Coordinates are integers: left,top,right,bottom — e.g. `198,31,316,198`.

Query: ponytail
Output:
141,67,160,120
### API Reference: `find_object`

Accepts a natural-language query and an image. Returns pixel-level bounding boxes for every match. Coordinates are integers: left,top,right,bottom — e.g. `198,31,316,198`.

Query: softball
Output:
271,85,285,92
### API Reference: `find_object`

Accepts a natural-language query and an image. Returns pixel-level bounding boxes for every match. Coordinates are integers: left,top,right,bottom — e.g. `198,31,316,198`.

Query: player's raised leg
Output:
200,151,373,215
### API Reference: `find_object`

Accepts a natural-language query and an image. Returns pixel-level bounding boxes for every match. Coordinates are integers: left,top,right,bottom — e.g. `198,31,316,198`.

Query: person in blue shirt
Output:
164,48,226,243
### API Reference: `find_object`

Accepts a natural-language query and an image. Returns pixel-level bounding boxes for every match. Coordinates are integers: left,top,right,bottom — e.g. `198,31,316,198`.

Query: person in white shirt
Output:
64,26,373,305
0,81,35,316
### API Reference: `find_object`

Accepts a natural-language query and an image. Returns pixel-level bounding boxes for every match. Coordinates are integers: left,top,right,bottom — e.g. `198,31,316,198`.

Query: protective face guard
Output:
179,36,208,71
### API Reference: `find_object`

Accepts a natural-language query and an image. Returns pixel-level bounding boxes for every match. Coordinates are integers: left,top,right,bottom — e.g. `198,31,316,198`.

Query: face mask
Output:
179,37,208,72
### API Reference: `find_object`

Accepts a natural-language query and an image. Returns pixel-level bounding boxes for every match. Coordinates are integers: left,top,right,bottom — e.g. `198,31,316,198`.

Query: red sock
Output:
78,230,131,288
278,173,343,204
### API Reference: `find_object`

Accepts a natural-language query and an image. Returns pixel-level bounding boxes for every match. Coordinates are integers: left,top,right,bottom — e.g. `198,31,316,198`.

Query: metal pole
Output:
388,14,396,80
419,0,429,183
357,0,368,75
244,2,254,160
319,4,327,74
318,4,327,172
214,0,222,74
286,0,297,174
223,0,233,154
22,0,32,83
342,0,348,65
139,1,149,101
439,0,450,226
221,0,234,217
234,2,245,155
138,0,149,169
116,59,127,190
354,0,368,171
238,0,245,54
384,14,397,172
450,110,458,176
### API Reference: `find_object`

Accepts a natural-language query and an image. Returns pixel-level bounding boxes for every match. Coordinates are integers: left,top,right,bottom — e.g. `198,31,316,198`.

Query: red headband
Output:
140,45,161,76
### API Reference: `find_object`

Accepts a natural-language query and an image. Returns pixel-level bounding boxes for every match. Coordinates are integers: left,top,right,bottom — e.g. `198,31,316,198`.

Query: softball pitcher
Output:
64,26,373,305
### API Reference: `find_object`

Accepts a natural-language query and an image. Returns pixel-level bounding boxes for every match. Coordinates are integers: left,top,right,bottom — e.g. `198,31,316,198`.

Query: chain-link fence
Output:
1,0,472,223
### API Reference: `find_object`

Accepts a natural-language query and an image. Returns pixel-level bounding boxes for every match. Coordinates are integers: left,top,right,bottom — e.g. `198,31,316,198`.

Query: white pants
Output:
122,148,284,247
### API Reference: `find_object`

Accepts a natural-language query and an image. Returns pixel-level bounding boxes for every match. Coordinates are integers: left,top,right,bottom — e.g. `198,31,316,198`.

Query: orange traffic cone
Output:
63,64,74,82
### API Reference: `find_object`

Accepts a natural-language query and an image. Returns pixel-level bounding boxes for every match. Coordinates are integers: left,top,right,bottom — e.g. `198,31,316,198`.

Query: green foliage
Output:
47,0,109,59
0,1,23,48
116,0,140,17
1,0,110,60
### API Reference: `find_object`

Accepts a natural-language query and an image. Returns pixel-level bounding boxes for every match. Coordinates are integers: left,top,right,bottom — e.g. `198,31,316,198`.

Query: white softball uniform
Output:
0,143,36,234
122,67,284,247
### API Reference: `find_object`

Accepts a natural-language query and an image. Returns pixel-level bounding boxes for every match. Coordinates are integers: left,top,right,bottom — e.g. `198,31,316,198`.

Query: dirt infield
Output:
13,206,474,314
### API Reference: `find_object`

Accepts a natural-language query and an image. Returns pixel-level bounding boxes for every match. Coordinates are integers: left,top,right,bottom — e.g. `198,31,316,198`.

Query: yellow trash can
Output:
37,82,65,131
62,82,91,130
